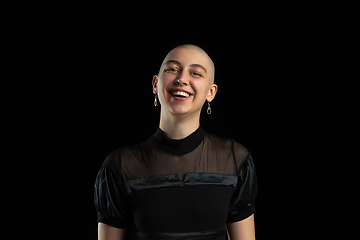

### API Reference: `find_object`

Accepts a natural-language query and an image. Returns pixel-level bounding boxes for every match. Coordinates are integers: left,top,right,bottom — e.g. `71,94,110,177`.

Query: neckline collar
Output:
152,127,205,154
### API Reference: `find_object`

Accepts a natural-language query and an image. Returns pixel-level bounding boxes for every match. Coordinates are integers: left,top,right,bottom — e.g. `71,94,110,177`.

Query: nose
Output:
175,71,189,85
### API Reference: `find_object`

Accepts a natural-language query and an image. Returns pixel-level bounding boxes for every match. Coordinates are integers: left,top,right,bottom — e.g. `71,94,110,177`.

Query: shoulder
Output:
204,131,233,147
102,137,152,176
204,131,250,167
232,140,250,160
204,131,249,153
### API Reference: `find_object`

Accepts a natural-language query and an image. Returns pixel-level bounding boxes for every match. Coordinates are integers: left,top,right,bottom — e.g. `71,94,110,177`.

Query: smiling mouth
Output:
169,91,191,98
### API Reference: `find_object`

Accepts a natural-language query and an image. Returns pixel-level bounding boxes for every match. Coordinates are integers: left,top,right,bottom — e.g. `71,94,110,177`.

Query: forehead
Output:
164,48,209,69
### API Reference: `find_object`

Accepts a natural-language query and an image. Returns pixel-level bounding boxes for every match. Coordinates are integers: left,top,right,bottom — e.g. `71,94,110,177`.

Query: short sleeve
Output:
94,163,129,228
227,154,258,222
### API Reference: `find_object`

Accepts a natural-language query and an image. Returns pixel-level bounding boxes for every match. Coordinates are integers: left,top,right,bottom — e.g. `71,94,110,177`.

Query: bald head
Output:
159,44,215,84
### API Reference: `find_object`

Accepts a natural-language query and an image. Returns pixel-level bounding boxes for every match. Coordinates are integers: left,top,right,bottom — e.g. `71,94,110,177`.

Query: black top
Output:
94,127,257,240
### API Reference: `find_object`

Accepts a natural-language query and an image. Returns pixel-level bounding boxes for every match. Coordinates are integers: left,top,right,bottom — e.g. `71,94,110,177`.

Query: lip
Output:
167,88,194,101
167,88,194,95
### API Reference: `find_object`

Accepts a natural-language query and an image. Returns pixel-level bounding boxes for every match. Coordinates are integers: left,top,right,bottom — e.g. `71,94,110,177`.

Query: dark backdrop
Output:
4,18,310,239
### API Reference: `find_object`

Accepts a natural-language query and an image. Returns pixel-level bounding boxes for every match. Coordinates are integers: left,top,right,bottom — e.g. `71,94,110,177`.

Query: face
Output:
153,48,217,116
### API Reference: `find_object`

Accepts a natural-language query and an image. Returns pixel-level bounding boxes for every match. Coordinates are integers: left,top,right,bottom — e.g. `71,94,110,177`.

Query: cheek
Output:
157,75,172,101
158,74,174,88
192,81,210,101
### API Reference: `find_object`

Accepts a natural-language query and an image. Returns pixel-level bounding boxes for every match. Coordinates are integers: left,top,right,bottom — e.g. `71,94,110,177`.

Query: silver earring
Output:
154,94,158,106
207,102,212,115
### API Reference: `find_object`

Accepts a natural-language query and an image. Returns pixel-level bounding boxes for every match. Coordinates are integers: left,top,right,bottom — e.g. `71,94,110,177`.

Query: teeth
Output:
171,91,190,97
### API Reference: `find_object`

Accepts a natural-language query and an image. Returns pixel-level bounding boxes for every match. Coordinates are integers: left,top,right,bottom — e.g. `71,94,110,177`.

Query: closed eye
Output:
164,67,178,73
192,72,203,77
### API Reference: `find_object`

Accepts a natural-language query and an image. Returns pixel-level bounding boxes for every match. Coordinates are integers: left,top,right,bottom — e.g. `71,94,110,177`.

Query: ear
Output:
206,84,218,102
152,75,159,94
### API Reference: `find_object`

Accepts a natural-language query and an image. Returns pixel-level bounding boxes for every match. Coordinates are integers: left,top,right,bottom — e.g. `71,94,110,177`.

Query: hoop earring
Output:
154,94,158,106
207,102,212,115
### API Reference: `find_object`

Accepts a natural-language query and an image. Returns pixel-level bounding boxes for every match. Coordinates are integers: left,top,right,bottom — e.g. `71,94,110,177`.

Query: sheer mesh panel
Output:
115,131,249,182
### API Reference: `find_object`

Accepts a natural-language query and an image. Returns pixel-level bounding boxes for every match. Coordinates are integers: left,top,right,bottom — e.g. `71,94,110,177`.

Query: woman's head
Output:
152,44,217,116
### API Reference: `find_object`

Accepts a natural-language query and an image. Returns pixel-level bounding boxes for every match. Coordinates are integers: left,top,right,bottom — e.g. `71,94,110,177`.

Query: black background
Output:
3,11,314,239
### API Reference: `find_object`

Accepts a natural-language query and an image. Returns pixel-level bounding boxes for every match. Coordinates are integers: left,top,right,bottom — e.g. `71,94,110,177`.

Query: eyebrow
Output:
165,60,207,73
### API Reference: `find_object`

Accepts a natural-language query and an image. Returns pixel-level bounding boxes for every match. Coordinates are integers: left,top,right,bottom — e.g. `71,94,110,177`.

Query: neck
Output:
159,108,200,140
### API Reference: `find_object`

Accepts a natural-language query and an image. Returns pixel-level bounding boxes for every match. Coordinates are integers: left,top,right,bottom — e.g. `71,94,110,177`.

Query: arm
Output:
98,222,126,240
227,214,255,240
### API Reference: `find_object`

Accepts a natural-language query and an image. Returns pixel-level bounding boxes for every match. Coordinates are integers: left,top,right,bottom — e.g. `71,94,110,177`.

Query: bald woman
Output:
95,44,257,240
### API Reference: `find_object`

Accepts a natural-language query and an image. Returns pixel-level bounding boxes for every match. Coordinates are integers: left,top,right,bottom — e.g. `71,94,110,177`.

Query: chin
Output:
169,106,191,115
162,97,202,116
